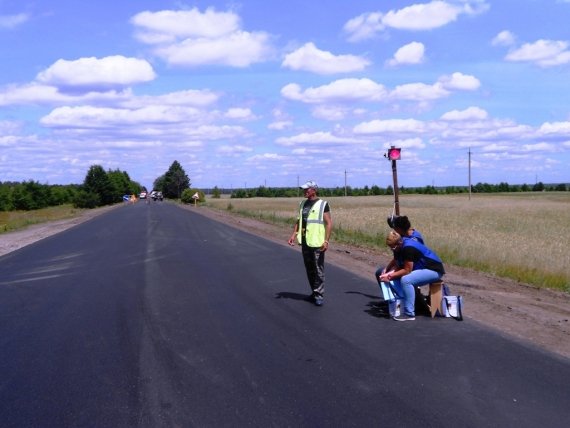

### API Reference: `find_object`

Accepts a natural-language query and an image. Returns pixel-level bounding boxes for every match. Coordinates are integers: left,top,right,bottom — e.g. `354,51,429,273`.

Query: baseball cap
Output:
300,180,318,190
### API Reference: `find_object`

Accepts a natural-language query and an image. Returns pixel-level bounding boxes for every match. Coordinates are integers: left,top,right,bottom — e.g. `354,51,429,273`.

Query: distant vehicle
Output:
139,192,147,199
151,190,163,201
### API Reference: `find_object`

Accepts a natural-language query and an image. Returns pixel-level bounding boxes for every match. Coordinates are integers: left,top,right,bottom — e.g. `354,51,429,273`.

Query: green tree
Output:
161,161,190,199
82,165,114,206
212,186,221,198
107,169,140,202
0,184,14,211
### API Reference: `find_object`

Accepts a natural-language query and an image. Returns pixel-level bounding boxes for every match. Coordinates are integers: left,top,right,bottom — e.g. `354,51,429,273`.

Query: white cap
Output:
300,180,318,189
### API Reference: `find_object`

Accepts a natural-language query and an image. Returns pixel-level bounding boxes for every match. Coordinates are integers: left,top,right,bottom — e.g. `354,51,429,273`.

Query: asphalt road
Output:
0,202,568,427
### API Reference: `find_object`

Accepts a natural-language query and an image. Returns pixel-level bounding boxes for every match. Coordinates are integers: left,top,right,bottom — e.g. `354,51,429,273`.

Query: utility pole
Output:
385,146,401,216
344,169,348,197
468,147,472,201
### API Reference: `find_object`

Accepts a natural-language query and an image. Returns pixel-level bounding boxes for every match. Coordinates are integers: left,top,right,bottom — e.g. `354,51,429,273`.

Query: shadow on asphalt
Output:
275,291,313,303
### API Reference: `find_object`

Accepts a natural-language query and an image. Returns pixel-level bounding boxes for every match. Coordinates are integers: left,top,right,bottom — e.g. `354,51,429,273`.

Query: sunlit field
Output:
206,193,570,292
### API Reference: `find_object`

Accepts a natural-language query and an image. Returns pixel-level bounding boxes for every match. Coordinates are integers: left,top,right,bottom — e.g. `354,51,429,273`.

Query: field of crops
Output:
206,193,570,292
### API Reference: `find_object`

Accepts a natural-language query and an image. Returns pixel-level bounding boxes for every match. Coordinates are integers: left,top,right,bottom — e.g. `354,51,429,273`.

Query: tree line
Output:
2,160,567,212
0,160,198,212
221,181,568,199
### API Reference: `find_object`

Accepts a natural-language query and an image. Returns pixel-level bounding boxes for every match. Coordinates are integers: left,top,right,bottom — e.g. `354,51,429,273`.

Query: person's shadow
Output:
275,292,313,304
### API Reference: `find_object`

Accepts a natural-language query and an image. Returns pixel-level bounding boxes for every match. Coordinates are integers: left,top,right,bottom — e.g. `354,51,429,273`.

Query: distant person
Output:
379,231,445,321
288,180,332,306
375,215,424,300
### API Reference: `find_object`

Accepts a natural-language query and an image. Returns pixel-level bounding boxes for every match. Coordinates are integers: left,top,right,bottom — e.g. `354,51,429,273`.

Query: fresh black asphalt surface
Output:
0,202,568,427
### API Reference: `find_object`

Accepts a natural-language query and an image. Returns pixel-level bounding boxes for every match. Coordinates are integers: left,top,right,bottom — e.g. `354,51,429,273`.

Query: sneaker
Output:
393,314,415,322
314,297,324,306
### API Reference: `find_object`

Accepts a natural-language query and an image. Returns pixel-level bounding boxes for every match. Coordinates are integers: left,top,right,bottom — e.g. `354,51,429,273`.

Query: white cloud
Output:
217,145,253,155
40,105,201,128
131,8,240,41
153,31,272,67
353,118,425,134
387,42,425,67
539,121,570,135
387,137,426,149
383,1,464,30
0,83,132,107
281,78,387,104
521,142,558,152
224,108,256,120
390,82,449,101
267,121,293,130
121,89,219,108
438,72,481,90
131,8,273,68
36,56,156,89
247,153,288,161
343,12,384,42
344,1,489,41
282,42,370,74
0,13,28,29
311,105,349,121
492,30,515,47
276,131,359,146
441,106,489,121
505,39,570,67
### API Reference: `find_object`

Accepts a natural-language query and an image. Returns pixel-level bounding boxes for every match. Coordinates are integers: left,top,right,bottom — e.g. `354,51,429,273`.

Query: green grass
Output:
0,204,84,233
206,193,570,293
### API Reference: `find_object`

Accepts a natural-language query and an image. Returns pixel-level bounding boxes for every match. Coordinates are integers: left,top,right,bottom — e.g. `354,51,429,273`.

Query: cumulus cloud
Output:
276,131,359,146
343,12,384,42
505,39,570,67
120,89,219,109
383,1,464,30
521,142,558,152
0,83,132,107
218,144,253,155
311,105,349,121
40,105,202,128
131,8,273,67
224,107,256,120
281,78,387,104
0,13,28,29
539,121,570,135
344,1,489,41
267,121,293,130
492,30,515,47
390,82,449,101
353,118,426,134
386,42,425,67
282,42,370,74
438,72,481,90
441,106,489,121
131,8,240,41
36,56,156,89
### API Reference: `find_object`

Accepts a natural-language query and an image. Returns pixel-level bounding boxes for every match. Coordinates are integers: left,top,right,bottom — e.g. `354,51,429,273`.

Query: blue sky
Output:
1,0,570,190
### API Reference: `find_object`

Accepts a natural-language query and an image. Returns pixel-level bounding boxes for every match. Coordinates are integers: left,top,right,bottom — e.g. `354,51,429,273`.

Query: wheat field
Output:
206,193,570,291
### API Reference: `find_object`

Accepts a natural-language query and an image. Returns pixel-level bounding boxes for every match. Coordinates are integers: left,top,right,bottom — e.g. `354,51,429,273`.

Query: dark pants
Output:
301,245,325,299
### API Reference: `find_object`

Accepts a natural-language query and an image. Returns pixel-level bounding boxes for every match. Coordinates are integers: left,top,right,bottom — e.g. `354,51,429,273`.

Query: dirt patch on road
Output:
2,203,569,361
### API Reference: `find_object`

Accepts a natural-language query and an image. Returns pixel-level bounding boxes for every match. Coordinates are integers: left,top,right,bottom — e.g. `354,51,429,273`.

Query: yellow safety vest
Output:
296,199,327,247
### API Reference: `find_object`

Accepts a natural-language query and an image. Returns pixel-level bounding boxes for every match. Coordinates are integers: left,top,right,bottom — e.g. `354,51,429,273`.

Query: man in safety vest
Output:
288,180,333,306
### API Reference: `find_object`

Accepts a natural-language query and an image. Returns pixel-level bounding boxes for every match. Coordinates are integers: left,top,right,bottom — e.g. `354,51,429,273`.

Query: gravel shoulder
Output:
2,203,569,361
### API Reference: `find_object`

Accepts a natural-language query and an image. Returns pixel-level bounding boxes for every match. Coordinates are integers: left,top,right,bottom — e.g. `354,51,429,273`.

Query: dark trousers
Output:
301,245,325,298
